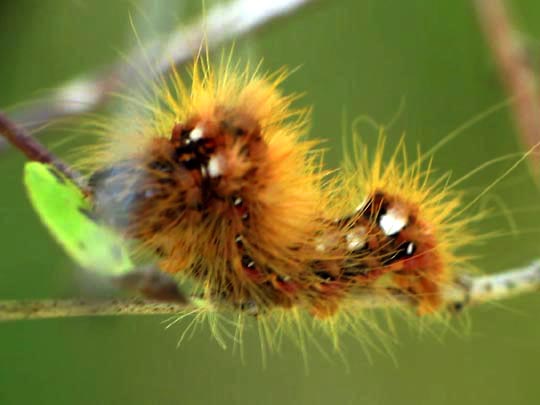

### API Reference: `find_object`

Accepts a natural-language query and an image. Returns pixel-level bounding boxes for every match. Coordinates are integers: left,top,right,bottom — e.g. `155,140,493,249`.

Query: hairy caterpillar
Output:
69,49,473,336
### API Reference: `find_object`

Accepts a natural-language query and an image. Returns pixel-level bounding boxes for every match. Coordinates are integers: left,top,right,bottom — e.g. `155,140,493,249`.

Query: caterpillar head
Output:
169,106,266,198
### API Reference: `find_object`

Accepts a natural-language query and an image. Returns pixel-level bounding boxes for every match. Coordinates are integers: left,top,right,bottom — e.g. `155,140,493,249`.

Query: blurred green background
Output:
2,0,540,404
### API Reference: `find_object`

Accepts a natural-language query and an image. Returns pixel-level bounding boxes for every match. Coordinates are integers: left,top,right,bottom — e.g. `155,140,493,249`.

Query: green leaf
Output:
24,162,134,276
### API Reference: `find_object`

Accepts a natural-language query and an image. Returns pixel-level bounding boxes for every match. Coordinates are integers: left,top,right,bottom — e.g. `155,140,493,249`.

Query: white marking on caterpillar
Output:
189,125,204,141
379,208,407,236
316,243,326,252
200,166,208,178
207,154,223,178
233,197,243,206
346,226,366,251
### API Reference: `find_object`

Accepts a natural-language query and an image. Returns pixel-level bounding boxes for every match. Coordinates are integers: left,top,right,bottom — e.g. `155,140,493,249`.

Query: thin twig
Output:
0,298,194,321
153,0,319,75
0,112,84,188
475,0,540,171
0,0,319,152
445,261,540,308
2,262,539,322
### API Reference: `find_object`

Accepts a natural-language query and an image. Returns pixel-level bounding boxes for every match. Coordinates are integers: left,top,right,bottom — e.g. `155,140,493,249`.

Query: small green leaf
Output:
24,162,134,276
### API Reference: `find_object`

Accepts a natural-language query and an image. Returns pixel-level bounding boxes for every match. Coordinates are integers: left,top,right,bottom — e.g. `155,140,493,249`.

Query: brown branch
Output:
475,0,540,172
0,0,319,152
0,111,84,188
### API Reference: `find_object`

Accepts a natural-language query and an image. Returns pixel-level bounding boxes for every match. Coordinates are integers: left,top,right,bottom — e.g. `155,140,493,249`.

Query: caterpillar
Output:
70,50,473,337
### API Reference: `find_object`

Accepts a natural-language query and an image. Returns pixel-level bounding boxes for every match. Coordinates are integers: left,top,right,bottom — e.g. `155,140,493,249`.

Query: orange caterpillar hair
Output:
339,136,475,314
79,51,474,335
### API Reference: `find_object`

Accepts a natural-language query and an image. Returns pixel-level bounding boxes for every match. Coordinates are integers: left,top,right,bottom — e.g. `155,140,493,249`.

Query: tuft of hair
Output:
337,132,480,314
78,50,350,315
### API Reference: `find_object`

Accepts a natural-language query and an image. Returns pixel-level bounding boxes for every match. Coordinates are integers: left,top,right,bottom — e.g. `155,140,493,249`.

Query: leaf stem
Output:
0,112,84,189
